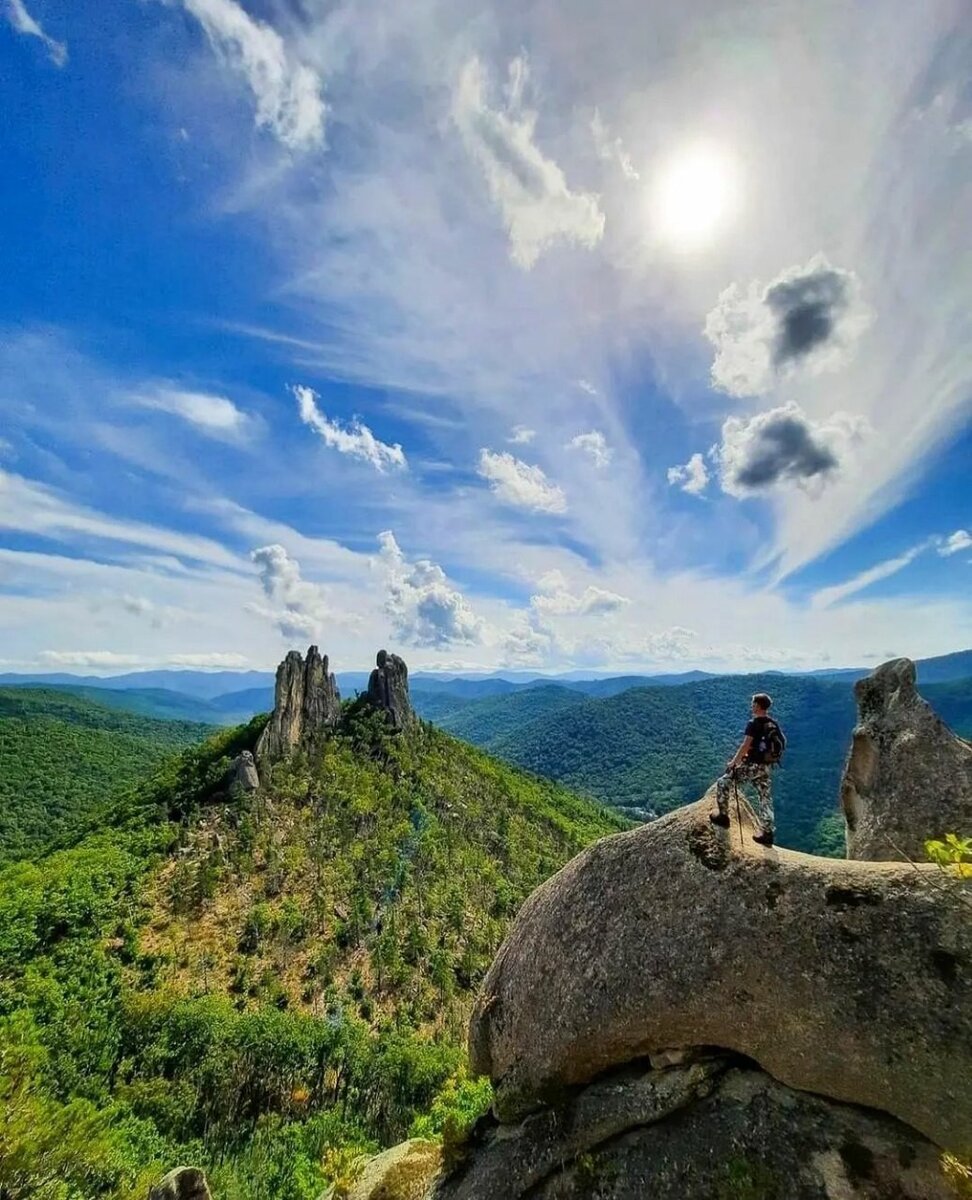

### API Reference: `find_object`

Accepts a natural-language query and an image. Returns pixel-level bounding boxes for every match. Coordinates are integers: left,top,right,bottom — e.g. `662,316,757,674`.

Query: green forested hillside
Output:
0,689,211,864
0,704,624,1200
426,673,972,855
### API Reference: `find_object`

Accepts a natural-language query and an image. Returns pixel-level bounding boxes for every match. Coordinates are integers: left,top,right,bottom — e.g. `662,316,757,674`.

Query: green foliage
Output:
925,833,972,877
715,1155,783,1199
409,1068,492,1168
0,704,620,1199
0,688,210,864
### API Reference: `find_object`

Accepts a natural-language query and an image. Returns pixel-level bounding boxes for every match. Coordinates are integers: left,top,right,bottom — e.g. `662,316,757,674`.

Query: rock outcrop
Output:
432,1059,956,1199
228,750,259,792
255,646,340,764
840,656,972,861
366,649,414,730
148,1168,212,1200
467,797,972,1155
323,1140,441,1200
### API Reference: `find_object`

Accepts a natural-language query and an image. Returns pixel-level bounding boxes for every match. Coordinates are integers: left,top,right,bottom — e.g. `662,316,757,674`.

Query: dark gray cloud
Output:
718,403,867,497
765,266,853,367
705,256,869,396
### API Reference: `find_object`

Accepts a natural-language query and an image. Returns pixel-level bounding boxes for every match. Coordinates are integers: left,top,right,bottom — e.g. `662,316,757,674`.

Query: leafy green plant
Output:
926,833,972,877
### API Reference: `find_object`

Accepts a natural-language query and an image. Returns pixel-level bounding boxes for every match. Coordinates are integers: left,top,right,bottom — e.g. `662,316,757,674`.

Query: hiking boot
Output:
753,830,775,848
709,812,730,829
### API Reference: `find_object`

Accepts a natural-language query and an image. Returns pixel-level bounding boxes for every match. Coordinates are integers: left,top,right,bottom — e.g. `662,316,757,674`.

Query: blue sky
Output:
0,0,969,675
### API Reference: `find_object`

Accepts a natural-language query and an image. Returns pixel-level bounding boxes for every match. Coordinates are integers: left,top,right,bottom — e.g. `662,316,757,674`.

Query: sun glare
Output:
652,145,739,249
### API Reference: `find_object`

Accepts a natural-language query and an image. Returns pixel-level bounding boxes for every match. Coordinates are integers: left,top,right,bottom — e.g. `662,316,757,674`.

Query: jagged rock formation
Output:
467,797,972,1155
432,1059,956,1199
840,656,972,860
366,649,415,730
255,646,340,764
228,750,259,792
148,1168,212,1200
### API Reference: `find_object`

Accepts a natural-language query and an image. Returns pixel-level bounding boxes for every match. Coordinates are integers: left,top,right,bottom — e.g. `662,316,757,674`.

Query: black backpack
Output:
756,718,786,765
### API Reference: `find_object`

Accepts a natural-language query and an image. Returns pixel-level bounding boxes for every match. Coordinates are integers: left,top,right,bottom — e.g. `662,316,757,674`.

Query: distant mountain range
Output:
1,649,969,725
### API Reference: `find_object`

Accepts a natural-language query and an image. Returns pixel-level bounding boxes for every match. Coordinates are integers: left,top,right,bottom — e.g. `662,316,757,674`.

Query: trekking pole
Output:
733,772,744,850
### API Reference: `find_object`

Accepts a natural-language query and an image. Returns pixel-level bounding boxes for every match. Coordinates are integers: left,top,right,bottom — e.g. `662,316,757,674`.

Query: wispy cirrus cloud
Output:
477,449,567,513
453,54,605,269
811,540,934,610
37,649,250,668
181,0,325,149
294,385,406,471
133,386,254,441
938,529,971,557
4,0,67,66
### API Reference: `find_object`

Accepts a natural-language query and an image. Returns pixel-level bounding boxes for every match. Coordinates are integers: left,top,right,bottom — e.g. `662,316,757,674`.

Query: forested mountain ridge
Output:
418,673,972,855
0,687,212,864
0,697,625,1200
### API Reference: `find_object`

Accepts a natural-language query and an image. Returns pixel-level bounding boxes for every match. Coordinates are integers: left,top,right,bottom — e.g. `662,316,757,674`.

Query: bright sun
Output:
652,145,739,249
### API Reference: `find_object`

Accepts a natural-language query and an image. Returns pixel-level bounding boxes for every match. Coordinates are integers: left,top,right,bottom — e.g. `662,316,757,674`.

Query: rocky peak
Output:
255,645,340,764
841,656,972,860
366,649,414,730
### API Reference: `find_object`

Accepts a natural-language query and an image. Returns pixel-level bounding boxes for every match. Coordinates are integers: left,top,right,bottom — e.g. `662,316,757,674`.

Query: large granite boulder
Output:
468,796,972,1156
840,657,972,861
148,1168,212,1200
255,645,340,764
431,1060,956,1200
366,650,414,731
320,1140,441,1200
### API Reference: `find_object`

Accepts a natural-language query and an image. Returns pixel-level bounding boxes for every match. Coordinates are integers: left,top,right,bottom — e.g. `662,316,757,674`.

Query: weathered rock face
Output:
431,1061,955,1200
255,645,340,764
228,750,259,792
324,1139,441,1200
366,649,414,730
840,656,972,861
148,1168,212,1200
468,796,972,1156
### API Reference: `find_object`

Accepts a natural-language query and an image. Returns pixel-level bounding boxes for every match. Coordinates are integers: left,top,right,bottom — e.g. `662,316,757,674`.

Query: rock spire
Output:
255,645,340,764
366,649,414,730
840,656,972,860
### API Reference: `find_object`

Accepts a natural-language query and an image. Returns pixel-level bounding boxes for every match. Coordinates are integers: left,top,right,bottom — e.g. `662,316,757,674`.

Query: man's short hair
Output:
752,692,772,711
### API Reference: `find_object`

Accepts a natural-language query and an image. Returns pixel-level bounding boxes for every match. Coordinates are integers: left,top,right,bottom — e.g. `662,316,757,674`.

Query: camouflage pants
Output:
716,763,774,834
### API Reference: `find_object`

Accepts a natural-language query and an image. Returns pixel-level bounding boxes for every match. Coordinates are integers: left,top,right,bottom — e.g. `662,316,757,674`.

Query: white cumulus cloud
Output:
477,449,567,513
531,574,629,616
181,0,325,150
667,453,709,497
705,255,871,397
250,543,332,641
5,0,67,66
453,54,605,269
294,385,406,472
715,403,867,498
566,430,612,468
377,531,484,648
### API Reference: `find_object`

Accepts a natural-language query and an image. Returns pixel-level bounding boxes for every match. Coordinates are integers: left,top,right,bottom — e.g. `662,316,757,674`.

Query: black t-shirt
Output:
744,716,774,763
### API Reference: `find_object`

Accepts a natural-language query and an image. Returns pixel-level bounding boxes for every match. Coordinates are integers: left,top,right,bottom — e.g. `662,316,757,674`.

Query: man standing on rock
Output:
710,692,783,847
